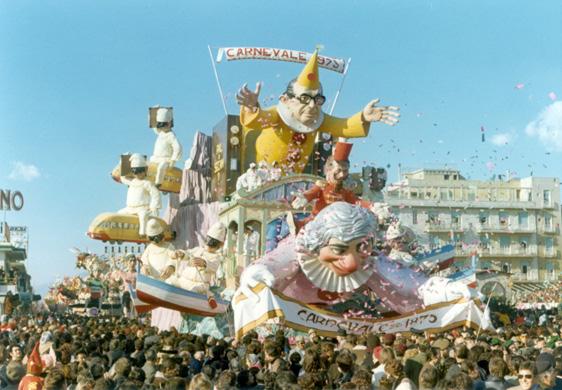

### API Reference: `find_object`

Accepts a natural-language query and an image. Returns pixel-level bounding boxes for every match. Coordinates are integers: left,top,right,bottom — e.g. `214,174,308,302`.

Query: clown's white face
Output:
317,237,373,276
279,84,323,127
325,160,349,185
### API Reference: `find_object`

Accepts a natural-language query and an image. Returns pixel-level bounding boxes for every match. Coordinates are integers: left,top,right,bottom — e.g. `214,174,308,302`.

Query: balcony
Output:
511,273,540,282
425,222,463,232
0,284,18,295
479,247,538,257
538,226,559,234
541,250,559,258
478,224,535,233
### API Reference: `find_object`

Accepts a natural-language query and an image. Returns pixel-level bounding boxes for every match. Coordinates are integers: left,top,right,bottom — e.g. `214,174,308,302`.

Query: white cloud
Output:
8,161,41,181
490,133,512,146
525,101,562,151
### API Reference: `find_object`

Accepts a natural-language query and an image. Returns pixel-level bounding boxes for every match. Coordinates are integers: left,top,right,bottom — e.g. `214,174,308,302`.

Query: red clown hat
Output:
333,142,353,162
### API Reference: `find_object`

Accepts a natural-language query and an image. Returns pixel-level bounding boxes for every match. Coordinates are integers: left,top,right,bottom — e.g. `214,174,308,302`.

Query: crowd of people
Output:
0,308,560,390
515,284,561,307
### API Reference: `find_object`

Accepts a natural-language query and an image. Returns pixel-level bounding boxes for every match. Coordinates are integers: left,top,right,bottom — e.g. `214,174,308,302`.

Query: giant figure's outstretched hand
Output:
238,263,275,303
236,82,262,111
362,99,400,126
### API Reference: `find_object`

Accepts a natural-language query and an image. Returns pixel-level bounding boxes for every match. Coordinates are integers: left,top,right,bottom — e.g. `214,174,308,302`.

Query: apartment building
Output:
384,169,561,283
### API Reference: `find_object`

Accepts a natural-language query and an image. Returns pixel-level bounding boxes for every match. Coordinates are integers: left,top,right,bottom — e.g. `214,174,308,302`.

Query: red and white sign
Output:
217,47,347,74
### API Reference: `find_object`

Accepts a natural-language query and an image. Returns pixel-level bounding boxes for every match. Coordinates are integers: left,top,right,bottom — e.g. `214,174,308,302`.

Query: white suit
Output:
166,247,223,294
257,167,270,183
141,242,176,279
237,168,262,192
243,231,260,266
118,177,161,236
269,167,282,181
150,129,182,185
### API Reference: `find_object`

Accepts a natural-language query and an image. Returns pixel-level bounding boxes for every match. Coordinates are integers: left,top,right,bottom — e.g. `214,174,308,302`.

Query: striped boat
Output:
448,268,478,288
415,244,456,271
127,282,155,314
136,273,230,317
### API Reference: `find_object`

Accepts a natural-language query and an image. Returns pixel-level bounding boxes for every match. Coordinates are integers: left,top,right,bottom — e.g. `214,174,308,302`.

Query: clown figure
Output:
237,202,477,314
236,50,399,174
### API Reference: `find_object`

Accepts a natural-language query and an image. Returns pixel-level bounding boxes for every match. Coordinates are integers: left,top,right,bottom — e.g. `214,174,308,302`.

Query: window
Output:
479,212,489,226
500,236,511,253
545,237,554,256
444,174,450,180
412,210,418,225
428,212,439,225
544,215,552,230
522,264,528,274
499,212,508,227
518,212,528,229
468,189,476,201
543,190,551,206
451,212,460,227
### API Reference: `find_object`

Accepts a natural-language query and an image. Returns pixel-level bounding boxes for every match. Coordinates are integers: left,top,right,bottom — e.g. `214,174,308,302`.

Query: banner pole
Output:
208,45,228,116
476,283,496,338
330,57,352,116
331,57,352,143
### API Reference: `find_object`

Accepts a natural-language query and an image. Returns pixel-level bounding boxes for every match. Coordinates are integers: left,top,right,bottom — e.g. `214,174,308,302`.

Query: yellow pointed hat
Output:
296,50,320,90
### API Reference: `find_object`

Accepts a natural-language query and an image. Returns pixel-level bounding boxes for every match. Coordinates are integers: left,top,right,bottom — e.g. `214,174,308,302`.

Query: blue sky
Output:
1,0,561,294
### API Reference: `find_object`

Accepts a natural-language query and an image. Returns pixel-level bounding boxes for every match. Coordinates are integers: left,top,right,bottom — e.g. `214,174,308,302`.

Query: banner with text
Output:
216,47,347,74
233,284,492,339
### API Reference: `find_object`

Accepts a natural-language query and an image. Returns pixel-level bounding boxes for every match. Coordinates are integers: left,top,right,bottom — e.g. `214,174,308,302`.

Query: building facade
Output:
385,169,561,283
0,223,33,315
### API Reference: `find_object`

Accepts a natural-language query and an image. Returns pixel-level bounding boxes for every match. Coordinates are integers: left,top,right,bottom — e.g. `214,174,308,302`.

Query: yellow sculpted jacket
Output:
240,106,370,173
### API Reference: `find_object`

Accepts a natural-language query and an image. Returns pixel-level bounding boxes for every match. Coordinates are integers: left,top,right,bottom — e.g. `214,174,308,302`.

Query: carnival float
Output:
69,47,492,337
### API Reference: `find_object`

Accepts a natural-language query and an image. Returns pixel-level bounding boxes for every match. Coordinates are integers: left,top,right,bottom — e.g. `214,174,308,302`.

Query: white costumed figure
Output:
118,153,161,236
150,107,183,187
236,163,263,192
269,161,282,182
140,219,177,280
167,222,227,308
385,221,417,267
257,160,270,183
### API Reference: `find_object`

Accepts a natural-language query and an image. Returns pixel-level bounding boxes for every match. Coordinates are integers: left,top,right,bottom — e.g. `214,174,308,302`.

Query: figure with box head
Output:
118,153,161,237
140,219,177,280
149,107,183,188
166,222,227,309
236,50,400,174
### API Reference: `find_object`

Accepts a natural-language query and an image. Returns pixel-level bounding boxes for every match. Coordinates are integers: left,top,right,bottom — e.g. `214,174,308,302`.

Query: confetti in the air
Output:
515,83,525,90
548,92,557,101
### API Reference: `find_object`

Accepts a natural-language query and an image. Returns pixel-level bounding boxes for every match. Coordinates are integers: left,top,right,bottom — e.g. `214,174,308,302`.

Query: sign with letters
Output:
233,284,492,338
217,47,347,74
0,190,24,211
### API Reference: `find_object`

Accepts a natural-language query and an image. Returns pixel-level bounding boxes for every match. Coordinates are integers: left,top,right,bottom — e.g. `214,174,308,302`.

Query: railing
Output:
478,247,538,257
478,224,535,233
538,226,559,234
0,284,18,295
425,222,462,231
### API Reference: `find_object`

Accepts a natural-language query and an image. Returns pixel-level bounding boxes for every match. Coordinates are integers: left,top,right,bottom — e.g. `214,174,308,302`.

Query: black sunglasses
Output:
518,374,533,379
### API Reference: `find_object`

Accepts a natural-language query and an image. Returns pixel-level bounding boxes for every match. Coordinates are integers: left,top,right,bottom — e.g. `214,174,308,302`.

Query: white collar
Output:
277,102,324,134
297,252,374,293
